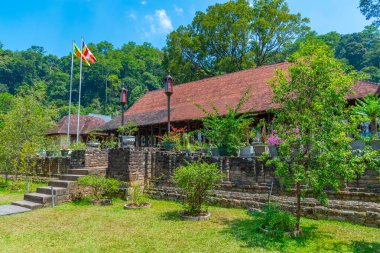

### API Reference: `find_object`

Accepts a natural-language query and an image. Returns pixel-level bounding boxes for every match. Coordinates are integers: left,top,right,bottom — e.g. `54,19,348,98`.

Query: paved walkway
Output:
0,204,31,216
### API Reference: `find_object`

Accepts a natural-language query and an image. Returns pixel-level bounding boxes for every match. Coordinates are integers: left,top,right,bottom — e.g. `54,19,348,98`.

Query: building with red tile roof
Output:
102,61,379,146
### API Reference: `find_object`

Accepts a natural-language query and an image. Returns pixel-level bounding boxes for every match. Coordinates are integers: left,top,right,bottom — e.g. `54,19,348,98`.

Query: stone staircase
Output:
12,166,107,210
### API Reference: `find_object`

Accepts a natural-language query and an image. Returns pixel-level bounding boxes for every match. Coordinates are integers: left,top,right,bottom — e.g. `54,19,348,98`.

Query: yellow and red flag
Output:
73,43,90,66
83,42,97,64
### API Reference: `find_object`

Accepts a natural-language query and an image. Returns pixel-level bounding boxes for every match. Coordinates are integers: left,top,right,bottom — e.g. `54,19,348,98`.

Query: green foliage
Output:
0,41,164,117
127,182,146,206
288,26,380,83
173,161,222,216
359,0,380,27
251,204,297,237
69,141,87,150
268,41,362,230
164,0,309,83
101,139,118,149
0,86,54,181
117,121,138,136
196,85,255,155
159,132,180,143
352,94,380,138
77,175,121,200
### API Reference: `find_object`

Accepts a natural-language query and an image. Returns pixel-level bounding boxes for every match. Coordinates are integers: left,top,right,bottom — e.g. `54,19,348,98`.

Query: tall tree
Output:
0,86,54,182
268,41,364,233
164,0,309,84
251,0,309,66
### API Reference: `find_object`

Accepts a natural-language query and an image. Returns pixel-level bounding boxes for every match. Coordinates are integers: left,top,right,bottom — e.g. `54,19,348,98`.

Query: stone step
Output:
67,169,90,175
36,186,68,196
71,166,107,171
12,200,43,210
24,192,70,205
60,174,84,181
24,193,54,204
48,180,77,189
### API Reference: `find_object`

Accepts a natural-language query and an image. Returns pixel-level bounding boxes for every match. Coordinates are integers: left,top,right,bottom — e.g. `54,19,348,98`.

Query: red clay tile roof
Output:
47,115,106,135
102,62,380,130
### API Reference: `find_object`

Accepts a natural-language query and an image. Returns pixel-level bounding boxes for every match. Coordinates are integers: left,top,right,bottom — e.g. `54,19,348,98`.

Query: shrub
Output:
127,182,146,206
251,203,296,238
77,175,121,200
69,142,87,150
196,85,255,155
117,122,138,136
173,161,222,216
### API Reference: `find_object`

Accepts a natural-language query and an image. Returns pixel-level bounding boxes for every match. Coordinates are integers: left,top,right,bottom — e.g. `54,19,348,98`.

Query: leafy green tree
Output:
268,42,363,233
251,0,310,66
164,0,309,83
359,0,380,27
0,87,54,182
336,26,379,70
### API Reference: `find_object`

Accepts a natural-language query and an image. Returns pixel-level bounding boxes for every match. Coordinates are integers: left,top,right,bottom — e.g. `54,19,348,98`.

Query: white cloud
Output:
143,9,173,37
141,1,147,5
155,9,173,32
174,6,183,14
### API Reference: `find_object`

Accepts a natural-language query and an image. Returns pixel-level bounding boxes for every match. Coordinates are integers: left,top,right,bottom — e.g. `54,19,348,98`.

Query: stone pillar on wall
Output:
70,149,109,169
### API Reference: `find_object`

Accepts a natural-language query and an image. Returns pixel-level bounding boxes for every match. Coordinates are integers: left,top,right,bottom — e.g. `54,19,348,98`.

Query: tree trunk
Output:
296,182,301,232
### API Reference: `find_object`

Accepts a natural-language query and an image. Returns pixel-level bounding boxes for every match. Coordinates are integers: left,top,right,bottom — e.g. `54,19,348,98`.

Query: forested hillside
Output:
0,41,164,119
0,0,378,120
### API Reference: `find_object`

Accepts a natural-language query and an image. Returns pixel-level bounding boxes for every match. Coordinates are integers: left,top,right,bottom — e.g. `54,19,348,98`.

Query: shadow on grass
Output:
71,198,93,206
161,210,182,221
222,218,322,251
352,240,380,253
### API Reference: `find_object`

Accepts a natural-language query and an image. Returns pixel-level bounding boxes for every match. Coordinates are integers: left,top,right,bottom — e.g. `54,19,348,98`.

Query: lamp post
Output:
120,85,128,143
164,74,174,133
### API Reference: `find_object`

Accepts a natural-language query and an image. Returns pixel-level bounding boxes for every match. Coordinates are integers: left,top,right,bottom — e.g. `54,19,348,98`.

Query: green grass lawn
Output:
0,180,47,205
0,195,379,253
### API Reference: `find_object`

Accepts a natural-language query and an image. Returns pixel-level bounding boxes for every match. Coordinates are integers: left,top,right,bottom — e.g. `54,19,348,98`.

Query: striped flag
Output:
73,43,90,66
83,42,97,64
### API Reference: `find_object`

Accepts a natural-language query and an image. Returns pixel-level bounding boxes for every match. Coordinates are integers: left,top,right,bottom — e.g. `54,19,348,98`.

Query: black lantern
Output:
164,74,174,96
120,86,128,106
120,85,128,129
164,74,174,133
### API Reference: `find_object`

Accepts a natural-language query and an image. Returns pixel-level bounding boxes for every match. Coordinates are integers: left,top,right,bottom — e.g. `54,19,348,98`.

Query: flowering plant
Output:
267,130,282,146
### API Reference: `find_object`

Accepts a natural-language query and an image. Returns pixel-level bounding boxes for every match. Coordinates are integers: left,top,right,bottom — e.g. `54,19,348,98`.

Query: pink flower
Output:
268,135,282,146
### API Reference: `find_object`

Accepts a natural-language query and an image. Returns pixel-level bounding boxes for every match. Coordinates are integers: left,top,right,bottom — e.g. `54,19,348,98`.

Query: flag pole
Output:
67,40,74,146
76,37,84,143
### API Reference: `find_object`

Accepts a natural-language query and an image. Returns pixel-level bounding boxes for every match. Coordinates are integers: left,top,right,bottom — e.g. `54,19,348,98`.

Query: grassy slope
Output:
0,197,379,253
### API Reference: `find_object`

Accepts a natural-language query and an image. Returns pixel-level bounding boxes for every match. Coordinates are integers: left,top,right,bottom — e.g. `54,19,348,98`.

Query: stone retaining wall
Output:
107,148,380,199
34,157,70,177
147,186,380,227
106,148,380,226
32,149,109,177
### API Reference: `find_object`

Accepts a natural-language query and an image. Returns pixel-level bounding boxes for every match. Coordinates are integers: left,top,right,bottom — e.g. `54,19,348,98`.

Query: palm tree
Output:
353,94,380,139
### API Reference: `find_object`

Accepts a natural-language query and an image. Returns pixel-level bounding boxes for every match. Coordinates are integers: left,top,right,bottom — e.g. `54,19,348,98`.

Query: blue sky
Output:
0,0,371,57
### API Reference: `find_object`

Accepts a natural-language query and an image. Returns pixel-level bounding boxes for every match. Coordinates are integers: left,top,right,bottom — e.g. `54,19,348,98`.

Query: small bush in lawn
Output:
251,203,297,238
127,182,146,206
173,161,223,216
77,175,121,200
